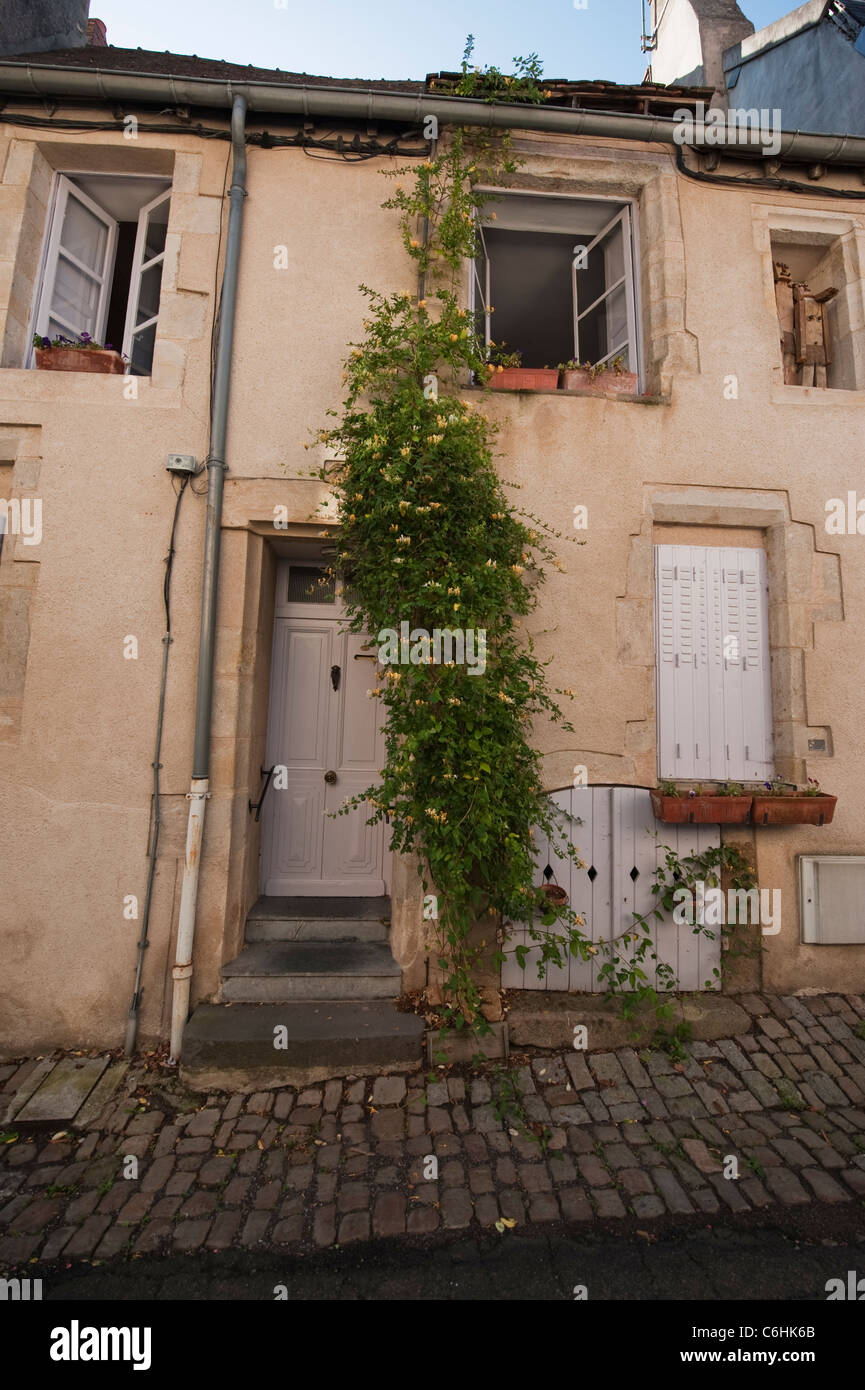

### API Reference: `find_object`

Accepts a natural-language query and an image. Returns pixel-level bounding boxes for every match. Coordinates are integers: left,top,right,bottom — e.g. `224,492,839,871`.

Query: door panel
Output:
260,624,331,894
260,615,387,896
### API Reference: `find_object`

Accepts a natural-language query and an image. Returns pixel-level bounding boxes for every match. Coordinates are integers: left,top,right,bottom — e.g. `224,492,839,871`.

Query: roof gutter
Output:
1,61,865,165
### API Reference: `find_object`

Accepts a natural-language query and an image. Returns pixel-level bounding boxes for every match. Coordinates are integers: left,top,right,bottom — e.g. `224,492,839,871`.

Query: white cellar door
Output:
501,786,722,993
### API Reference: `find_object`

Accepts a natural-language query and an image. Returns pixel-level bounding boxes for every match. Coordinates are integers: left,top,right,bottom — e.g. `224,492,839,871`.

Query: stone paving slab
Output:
11,1057,109,1127
1,992,864,1266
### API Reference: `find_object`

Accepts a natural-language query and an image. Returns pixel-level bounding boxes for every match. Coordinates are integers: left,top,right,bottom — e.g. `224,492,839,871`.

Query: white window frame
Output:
572,206,637,370
29,174,118,365
799,855,865,945
122,187,171,372
469,186,642,385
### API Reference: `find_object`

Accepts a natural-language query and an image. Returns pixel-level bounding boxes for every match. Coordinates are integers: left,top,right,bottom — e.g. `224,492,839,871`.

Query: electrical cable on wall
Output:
124,473,189,1055
0,109,429,158
675,143,865,198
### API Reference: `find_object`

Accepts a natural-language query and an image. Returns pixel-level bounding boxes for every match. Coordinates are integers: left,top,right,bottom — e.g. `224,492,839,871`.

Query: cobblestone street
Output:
2,991,865,1269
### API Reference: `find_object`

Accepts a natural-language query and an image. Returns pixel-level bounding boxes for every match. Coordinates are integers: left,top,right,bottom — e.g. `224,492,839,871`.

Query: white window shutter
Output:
737,549,774,779
655,545,773,781
655,545,705,779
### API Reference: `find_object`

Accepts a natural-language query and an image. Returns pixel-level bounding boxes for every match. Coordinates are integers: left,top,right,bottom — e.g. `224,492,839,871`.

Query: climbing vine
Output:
310,58,761,1039
312,126,590,1032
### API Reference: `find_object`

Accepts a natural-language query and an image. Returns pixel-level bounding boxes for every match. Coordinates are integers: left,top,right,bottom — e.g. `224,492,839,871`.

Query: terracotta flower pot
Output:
751,794,837,826
540,883,568,906
486,367,559,391
35,347,125,375
559,368,639,395
650,790,752,824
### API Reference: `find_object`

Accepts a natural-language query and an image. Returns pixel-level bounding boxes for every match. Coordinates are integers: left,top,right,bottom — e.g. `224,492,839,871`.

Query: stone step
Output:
245,895,390,942
220,940,401,1002
246,916,389,943
181,1001,425,1089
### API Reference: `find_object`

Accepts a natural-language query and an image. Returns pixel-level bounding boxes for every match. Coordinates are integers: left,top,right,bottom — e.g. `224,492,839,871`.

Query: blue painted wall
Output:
724,21,865,135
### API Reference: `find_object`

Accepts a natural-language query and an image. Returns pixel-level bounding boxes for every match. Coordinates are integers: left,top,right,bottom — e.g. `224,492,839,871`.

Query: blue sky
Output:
91,0,795,85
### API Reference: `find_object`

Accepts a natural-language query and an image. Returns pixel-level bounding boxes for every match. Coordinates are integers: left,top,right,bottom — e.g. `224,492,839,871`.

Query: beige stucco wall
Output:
1,111,863,1054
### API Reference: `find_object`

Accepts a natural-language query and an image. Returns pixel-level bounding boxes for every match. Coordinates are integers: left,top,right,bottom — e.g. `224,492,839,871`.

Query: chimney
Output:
647,0,754,105
0,0,91,57
87,17,107,46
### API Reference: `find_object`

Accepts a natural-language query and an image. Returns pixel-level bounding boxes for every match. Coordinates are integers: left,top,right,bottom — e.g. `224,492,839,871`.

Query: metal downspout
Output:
169,94,247,1063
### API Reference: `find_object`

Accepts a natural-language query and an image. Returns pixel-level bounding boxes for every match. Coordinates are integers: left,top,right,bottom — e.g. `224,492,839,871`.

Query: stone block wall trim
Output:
0,132,219,394
616,485,845,789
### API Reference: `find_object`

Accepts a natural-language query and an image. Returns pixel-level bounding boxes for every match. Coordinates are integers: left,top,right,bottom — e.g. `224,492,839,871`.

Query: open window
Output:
29,173,171,375
472,189,640,379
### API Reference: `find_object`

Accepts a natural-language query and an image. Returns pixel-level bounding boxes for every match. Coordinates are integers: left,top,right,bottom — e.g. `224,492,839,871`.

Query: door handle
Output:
249,765,275,822
324,770,337,784
330,665,341,691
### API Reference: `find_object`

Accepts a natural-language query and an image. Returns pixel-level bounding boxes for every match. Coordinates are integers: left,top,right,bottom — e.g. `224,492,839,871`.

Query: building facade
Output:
1,11,864,1069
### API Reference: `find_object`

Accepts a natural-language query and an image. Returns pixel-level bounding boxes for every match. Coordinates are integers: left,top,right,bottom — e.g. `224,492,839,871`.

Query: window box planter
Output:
559,368,639,395
751,794,837,826
486,367,559,391
35,347,124,375
650,790,752,825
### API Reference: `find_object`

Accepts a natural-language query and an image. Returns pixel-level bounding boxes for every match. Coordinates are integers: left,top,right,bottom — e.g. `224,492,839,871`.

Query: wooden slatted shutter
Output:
655,545,773,781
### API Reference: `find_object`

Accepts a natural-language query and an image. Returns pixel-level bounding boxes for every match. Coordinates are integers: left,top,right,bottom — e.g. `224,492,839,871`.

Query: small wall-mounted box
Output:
166,454,198,475
799,855,865,944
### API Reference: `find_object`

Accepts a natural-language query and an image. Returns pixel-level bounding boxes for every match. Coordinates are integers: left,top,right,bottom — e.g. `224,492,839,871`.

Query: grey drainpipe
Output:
0,63,865,164
168,93,247,1062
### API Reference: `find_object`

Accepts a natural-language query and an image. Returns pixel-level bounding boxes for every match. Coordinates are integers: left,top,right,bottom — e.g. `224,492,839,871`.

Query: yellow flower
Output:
410,238,420,248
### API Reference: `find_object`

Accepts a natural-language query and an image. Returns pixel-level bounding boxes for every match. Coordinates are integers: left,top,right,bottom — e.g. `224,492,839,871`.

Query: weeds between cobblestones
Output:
2,993,865,1265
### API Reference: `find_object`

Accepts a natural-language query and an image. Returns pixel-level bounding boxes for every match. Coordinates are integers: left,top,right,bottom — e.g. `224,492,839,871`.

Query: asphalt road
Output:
30,1204,865,1301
